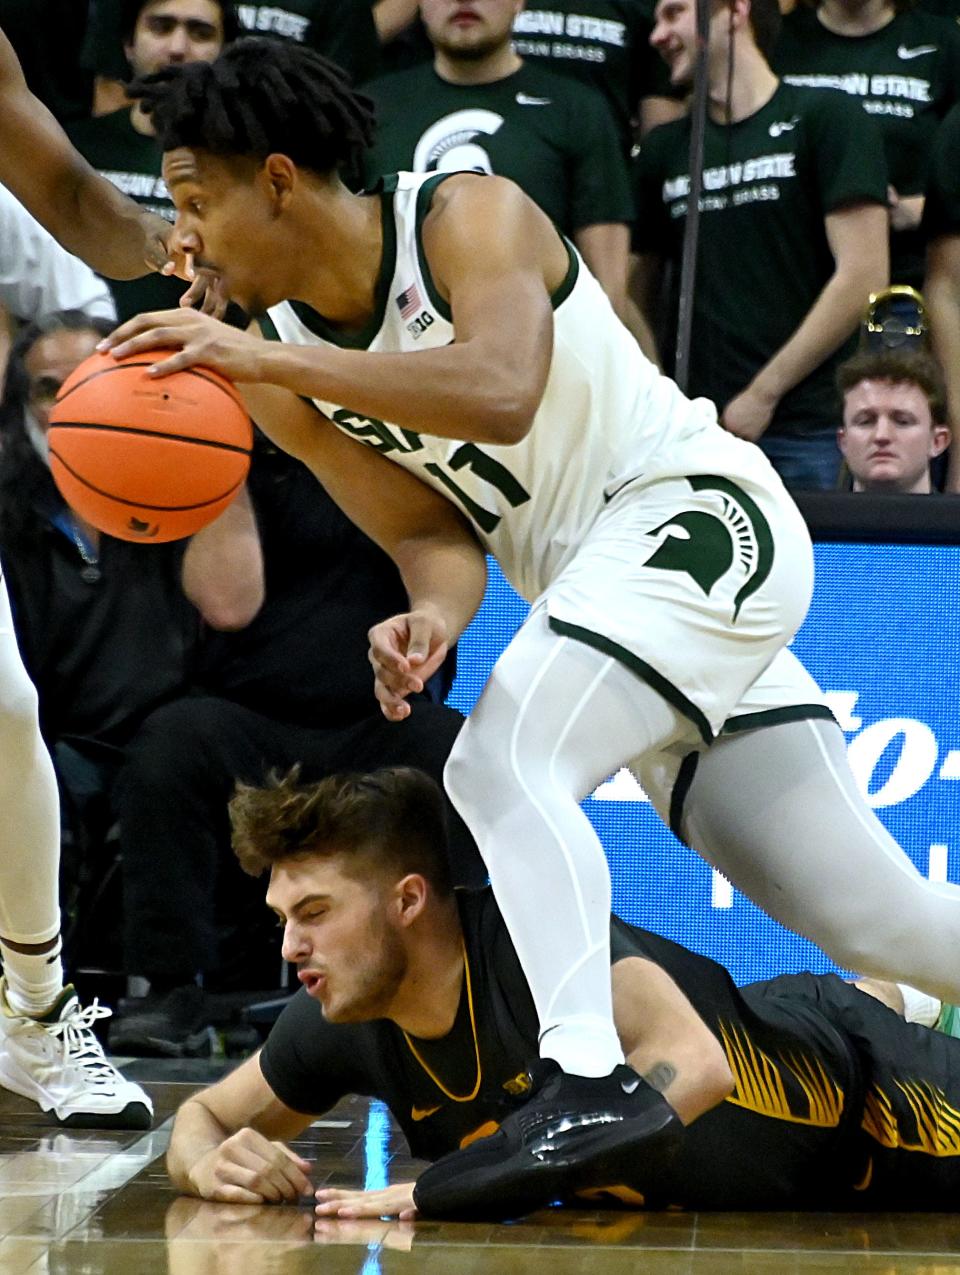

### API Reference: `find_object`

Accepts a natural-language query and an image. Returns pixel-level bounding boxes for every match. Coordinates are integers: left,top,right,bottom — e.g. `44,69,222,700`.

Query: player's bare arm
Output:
240,380,487,719
104,177,566,444
722,203,889,440
612,957,734,1125
0,28,164,280
167,1049,314,1203
0,26,224,308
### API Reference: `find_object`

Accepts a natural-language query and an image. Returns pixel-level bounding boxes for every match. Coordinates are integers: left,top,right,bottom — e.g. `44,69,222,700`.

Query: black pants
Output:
115,695,483,983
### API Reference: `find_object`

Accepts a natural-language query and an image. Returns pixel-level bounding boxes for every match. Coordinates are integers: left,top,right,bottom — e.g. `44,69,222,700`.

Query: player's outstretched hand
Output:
99,309,266,381
187,1128,313,1204
368,609,450,721
314,1182,418,1220
141,213,229,318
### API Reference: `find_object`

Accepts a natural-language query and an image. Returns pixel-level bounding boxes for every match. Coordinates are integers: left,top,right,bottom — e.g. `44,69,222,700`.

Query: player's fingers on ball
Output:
147,347,199,377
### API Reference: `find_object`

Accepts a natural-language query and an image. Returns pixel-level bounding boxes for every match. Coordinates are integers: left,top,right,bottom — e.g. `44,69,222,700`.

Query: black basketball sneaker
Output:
412,1060,681,1220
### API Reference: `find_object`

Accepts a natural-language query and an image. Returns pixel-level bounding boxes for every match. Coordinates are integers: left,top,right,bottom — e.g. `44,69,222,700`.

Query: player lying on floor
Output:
166,766,960,1220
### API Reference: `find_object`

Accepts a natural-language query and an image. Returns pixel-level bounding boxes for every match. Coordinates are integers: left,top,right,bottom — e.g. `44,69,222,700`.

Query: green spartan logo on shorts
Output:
643,476,774,621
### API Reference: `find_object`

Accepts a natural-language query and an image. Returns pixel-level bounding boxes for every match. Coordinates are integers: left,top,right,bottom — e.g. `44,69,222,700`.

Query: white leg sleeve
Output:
680,717,960,1002
0,578,60,946
445,607,686,1077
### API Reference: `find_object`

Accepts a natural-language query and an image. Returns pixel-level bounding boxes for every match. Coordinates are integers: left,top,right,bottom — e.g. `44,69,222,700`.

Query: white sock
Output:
2,937,65,1017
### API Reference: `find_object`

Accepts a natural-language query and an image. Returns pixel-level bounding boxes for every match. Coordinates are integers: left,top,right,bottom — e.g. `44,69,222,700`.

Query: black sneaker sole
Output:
415,1104,679,1221
59,1100,153,1131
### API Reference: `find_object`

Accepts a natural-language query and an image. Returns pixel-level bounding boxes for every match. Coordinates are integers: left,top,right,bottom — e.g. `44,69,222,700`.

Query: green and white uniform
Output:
267,170,960,1080
774,7,960,285
267,170,815,741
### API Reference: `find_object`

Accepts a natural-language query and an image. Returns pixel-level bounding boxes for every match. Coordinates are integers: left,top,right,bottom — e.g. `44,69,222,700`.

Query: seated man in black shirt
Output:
109,436,481,1057
167,767,960,1219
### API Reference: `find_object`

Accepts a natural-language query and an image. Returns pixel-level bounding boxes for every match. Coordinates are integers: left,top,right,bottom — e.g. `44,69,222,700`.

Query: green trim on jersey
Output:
415,172,462,322
548,617,714,744
720,704,837,736
669,751,700,839
413,174,581,320
288,187,398,350
552,240,580,308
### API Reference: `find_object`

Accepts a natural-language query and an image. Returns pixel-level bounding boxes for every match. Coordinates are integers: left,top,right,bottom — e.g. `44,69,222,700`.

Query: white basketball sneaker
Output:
0,978,153,1129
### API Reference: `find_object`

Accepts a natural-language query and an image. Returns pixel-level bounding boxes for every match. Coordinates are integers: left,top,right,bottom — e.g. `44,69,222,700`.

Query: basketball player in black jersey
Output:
165,766,960,1220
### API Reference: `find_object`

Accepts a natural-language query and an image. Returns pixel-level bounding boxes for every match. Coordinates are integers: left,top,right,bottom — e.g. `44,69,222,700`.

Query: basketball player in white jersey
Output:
0,24,218,1126
102,37,960,1213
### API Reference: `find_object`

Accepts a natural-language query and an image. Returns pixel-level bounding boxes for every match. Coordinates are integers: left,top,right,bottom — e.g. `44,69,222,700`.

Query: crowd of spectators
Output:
0,0,956,1052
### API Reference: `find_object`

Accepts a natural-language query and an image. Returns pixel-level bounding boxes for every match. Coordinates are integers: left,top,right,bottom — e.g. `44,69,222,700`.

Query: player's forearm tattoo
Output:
643,1062,677,1093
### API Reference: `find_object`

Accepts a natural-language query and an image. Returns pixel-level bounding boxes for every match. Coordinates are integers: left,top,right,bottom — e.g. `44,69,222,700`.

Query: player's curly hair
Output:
229,766,454,896
127,37,376,175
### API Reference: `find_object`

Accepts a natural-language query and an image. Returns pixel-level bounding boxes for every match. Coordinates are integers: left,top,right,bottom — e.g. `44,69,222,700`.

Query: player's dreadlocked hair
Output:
128,37,376,175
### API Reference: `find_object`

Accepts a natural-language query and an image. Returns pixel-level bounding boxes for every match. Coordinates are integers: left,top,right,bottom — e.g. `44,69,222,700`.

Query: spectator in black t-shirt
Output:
68,0,237,322
836,348,949,493
362,0,640,339
633,0,890,491
108,434,482,1058
83,0,380,115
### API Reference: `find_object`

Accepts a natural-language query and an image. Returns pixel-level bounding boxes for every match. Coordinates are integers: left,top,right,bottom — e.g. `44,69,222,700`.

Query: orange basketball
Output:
47,349,253,543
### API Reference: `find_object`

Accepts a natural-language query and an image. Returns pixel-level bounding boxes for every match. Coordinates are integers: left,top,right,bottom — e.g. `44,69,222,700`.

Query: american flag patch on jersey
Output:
396,282,423,320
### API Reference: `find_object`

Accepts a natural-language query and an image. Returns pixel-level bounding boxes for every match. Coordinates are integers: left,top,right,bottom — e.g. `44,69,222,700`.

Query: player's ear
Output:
262,154,296,209
393,873,429,928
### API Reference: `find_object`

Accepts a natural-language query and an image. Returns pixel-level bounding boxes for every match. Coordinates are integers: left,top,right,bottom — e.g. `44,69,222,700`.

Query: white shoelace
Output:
45,1000,120,1088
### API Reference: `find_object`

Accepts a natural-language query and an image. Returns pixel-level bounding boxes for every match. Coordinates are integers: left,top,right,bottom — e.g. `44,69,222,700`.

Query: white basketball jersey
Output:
266,171,737,604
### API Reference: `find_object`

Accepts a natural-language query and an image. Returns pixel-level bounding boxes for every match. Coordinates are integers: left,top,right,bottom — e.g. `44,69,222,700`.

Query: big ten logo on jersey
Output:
407,310,435,340
330,409,531,533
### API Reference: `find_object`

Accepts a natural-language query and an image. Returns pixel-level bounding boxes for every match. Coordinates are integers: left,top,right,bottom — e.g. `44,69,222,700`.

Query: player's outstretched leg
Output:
0,587,151,1128
678,717,960,1002
413,1060,681,1221
441,607,690,1215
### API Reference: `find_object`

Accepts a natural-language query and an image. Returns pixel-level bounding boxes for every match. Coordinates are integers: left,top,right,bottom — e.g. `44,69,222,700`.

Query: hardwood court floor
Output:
1,1059,959,1274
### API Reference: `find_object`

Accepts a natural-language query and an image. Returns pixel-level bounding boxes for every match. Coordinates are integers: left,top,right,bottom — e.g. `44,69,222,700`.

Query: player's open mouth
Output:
298,970,326,995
